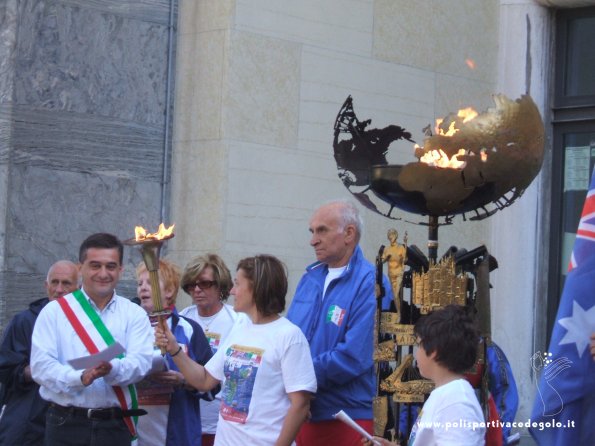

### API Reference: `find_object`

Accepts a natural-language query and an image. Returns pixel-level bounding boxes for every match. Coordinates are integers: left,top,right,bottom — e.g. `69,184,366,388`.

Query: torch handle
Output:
157,315,167,355
148,270,166,354
149,272,164,312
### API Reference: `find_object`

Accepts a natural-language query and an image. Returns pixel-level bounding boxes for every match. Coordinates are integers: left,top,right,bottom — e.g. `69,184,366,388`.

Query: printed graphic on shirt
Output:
326,305,346,327
205,331,222,353
220,344,264,424
408,408,424,446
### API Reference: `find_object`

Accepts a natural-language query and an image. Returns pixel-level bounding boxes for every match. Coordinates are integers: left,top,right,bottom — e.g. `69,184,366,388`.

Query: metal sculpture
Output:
334,94,545,224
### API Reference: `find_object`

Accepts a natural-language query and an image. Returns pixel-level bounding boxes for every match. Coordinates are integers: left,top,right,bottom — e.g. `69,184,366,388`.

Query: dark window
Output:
548,6,595,340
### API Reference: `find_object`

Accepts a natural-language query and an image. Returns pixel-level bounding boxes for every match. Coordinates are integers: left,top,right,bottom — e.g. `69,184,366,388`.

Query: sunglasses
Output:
183,280,217,293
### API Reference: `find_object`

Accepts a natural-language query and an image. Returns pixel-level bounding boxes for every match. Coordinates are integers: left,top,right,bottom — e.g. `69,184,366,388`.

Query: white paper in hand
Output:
333,410,382,445
67,342,125,370
150,348,169,373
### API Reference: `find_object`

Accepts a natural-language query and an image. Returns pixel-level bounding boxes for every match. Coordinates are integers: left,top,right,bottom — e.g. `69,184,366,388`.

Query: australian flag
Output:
529,168,595,445
568,180,595,271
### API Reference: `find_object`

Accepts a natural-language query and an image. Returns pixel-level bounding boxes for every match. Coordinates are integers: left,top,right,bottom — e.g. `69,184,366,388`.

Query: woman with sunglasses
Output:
156,254,317,446
178,254,238,446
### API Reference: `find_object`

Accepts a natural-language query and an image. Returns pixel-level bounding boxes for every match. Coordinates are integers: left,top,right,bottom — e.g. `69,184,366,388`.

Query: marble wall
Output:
0,0,177,329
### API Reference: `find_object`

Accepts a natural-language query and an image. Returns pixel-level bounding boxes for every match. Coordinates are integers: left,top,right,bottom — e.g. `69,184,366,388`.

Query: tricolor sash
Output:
57,289,140,439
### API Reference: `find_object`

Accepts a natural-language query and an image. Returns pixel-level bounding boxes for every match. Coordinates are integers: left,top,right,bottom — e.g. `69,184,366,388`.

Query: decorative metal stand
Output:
333,94,544,442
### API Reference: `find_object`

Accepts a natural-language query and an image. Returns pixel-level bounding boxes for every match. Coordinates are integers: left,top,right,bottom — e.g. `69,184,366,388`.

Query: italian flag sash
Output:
56,289,140,439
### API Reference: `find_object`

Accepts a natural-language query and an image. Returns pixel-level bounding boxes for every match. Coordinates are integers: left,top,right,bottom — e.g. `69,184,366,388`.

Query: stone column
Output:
0,0,177,329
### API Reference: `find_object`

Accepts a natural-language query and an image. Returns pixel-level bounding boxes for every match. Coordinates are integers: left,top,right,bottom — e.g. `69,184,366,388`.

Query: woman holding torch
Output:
155,254,317,446
136,259,215,446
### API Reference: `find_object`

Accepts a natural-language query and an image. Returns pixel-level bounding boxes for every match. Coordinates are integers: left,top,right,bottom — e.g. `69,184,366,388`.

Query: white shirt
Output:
179,303,239,434
179,304,238,355
31,289,153,408
205,316,317,446
323,266,347,296
408,379,485,446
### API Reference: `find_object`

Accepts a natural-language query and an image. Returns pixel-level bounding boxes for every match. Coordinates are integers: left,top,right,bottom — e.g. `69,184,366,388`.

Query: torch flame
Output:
420,149,467,169
418,106,482,169
458,107,478,122
435,120,458,136
434,107,478,136
134,223,175,241
135,226,147,240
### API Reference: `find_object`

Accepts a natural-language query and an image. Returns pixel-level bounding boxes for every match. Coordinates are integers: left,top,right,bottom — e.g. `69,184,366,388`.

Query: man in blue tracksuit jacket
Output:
287,200,377,446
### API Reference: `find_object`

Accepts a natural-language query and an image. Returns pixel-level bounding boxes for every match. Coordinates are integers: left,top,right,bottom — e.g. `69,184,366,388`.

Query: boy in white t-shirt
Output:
364,305,485,446
407,304,485,446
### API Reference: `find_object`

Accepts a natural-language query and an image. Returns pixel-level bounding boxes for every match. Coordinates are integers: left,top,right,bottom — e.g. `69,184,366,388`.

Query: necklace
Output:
198,306,223,333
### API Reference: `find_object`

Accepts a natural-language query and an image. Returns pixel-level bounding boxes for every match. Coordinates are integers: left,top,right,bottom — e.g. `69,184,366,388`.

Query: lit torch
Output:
124,223,175,354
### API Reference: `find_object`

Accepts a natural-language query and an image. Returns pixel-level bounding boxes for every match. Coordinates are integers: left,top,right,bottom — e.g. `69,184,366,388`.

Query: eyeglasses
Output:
184,280,217,292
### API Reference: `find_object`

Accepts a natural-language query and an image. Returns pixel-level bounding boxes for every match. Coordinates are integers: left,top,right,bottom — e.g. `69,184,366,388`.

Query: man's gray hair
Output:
325,199,363,239
46,260,79,282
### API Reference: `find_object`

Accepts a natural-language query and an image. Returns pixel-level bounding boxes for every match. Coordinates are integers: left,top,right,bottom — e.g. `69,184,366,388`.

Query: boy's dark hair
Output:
79,233,124,264
414,304,479,374
236,254,287,317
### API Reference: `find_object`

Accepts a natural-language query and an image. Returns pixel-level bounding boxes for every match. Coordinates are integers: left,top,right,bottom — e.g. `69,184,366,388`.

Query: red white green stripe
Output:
57,289,139,439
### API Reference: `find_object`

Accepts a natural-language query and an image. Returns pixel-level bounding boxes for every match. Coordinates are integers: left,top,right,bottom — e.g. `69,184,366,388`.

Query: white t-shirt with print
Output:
408,378,485,446
205,316,317,446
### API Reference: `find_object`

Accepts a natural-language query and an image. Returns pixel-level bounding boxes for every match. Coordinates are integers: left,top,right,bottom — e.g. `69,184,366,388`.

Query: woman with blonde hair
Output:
178,254,238,446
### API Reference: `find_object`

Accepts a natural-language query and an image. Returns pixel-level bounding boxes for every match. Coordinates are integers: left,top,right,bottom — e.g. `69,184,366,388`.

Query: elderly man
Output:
287,200,377,446
31,233,153,446
0,260,79,445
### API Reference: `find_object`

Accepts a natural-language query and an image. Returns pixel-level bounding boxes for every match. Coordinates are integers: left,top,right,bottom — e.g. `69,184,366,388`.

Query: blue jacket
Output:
487,341,519,444
0,297,50,445
287,245,376,421
164,312,215,446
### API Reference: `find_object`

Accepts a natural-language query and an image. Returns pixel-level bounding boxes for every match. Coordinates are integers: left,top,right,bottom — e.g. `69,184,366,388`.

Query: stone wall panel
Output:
0,0,177,330
15,0,170,125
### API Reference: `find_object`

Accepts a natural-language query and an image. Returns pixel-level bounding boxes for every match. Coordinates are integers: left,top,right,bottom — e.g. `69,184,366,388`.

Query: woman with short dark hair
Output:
236,255,287,316
155,254,317,446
